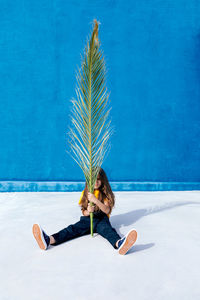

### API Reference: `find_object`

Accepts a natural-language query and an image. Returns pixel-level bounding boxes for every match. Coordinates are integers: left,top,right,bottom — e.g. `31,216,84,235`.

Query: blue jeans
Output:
51,212,121,249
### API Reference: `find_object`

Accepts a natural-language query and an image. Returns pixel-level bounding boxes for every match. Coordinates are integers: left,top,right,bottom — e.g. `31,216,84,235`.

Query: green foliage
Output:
68,20,113,234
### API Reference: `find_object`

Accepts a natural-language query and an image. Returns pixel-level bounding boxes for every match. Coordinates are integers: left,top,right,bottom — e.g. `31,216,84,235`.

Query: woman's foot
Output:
32,224,50,250
117,229,137,255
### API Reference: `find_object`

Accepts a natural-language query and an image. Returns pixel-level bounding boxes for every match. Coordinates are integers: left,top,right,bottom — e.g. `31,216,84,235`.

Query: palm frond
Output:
68,19,113,193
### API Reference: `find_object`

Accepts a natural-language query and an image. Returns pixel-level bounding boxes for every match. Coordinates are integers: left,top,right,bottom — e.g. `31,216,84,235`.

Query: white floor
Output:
0,191,200,300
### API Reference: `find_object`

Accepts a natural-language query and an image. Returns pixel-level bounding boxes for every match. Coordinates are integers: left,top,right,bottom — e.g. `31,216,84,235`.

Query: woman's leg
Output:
51,216,90,246
50,236,56,244
95,216,121,249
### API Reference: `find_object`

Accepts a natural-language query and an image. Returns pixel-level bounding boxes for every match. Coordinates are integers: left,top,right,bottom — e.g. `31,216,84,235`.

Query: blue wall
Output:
0,0,200,190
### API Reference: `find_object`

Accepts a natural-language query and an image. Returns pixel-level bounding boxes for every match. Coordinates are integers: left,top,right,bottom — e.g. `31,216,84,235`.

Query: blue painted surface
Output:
0,0,200,190
1,181,200,192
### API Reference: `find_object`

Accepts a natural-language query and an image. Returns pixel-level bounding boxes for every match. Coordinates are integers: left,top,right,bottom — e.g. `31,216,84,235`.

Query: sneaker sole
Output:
119,229,137,255
32,224,47,250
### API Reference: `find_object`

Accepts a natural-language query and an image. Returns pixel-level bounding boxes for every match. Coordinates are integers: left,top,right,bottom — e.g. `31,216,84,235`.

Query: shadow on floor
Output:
110,200,199,255
128,243,155,254
110,200,199,230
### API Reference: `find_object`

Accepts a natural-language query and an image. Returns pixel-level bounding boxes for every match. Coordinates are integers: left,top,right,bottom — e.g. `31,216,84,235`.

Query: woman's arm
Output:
82,209,90,216
88,193,110,215
96,199,110,214
82,203,95,216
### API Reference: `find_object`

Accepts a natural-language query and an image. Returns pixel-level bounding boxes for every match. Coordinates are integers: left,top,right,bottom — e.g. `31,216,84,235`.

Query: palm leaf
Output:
67,19,113,235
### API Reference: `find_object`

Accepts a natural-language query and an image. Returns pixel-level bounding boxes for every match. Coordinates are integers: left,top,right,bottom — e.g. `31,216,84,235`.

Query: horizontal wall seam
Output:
0,181,200,192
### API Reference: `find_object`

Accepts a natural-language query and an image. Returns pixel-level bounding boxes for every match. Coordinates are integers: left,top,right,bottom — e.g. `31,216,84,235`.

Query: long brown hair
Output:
80,168,115,214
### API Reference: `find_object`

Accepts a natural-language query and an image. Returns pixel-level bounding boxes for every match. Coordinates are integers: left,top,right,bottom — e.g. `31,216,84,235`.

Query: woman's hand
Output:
88,192,98,204
87,192,110,215
87,203,95,213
